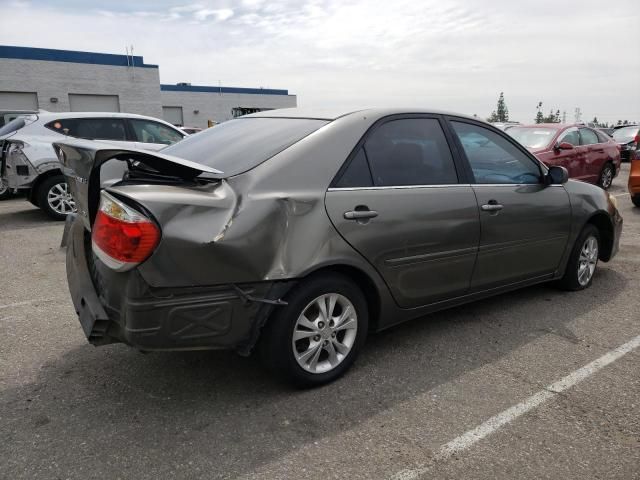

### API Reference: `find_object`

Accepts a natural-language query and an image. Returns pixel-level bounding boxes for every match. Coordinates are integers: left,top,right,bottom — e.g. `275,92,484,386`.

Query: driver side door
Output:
448,119,572,291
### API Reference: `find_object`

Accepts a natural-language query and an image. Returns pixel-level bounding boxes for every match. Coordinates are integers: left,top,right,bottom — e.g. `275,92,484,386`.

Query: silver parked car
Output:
0,111,186,218
57,108,622,387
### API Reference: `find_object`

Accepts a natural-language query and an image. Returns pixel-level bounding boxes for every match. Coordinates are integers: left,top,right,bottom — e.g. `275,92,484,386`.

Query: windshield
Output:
161,117,329,176
612,126,639,143
507,127,556,149
0,114,37,137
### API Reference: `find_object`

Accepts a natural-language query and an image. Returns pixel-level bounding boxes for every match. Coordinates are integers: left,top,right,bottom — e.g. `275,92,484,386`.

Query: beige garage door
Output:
68,94,120,112
162,106,184,126
0,91,38,110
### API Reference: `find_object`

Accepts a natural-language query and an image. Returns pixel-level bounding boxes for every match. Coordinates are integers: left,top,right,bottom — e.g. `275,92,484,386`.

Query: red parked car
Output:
508,124,621,189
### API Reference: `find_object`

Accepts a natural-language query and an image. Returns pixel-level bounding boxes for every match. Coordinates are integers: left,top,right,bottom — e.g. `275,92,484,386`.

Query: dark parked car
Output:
57,108,622,387
508,124,621,189
612,125,639,162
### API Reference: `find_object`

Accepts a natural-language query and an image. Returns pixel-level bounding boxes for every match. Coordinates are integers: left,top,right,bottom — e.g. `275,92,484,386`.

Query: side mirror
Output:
546,165,569,185
554,141,574,151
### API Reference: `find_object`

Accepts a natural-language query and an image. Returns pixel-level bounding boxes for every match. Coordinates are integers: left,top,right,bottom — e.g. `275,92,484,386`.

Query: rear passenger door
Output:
128,119,185,151
579,127,606,183
325,116,480,308
448,119,571,291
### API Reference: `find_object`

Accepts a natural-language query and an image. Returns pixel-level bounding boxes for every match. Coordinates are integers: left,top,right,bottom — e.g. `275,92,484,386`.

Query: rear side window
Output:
579,128,599,145
129,119,184,145
334,148,373,188
46,118,127,141
162,117,329,176
362,118,458,186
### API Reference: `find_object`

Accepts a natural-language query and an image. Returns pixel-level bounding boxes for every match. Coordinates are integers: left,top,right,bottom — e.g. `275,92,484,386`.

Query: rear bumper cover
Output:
65,217,291,352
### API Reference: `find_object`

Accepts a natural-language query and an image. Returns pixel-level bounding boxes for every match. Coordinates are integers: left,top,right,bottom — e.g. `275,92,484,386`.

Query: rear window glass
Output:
0,114,37,136
161,117,329,176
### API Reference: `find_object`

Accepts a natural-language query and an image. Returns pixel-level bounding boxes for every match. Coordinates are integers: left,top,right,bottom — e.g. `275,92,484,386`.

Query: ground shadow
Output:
0,267,627,479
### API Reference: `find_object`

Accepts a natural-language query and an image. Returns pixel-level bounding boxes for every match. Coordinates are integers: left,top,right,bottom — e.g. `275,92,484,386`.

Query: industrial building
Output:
0,45,297,128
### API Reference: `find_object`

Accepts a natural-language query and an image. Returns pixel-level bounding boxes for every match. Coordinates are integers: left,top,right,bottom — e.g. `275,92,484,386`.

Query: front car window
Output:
46,118,127,141
129,120,184,145
612,126,639,143
558,128,580,146
161,117,329,176
451,121,541,184
507,127,556,149
362,118,458,186
579,128,599,146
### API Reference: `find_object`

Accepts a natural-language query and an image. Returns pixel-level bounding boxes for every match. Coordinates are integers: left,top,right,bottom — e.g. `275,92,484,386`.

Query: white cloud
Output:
1,0,639,122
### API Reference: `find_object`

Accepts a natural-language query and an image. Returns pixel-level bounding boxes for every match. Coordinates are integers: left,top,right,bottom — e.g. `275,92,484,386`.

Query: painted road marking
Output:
391,334,640,480
0,298,60,310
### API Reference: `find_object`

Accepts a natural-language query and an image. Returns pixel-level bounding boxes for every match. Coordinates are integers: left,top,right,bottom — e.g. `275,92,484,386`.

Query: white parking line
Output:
0,298,60,310
391,334,640,480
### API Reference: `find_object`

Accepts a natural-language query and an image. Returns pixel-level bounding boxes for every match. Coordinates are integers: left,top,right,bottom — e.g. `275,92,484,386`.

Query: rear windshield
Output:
0,114,37,136
507,127,556,149
612,126,639,143
161,117,329,176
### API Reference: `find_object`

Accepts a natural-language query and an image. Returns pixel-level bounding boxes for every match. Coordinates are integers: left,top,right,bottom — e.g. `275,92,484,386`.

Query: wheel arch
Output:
27,167,63,206
586,211,614,261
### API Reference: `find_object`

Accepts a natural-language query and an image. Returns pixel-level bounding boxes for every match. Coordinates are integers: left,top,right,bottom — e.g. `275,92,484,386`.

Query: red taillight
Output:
92,191,160,271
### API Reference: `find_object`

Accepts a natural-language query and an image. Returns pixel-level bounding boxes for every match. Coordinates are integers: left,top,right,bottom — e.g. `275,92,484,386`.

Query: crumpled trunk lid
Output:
53,139,223,230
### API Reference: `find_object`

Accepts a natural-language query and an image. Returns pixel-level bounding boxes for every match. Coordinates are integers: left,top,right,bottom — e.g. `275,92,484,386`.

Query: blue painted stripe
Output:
0,45,158,68
160,84,289,96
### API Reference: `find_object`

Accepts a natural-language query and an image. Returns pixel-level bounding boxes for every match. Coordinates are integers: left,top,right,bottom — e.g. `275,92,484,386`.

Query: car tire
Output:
632,195,640,208
36,175,76,220
0,179,12,201
259,273,369,388
598,162,614,189
556,224,600,291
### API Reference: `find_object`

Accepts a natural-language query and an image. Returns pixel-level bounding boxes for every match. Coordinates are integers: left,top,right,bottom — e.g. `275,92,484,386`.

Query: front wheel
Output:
259,273,368,388
36,175,77,220
598,163,614,189
556,224,600,291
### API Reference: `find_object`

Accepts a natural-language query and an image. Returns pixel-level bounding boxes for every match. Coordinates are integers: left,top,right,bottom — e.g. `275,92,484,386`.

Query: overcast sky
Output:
2,0,639,123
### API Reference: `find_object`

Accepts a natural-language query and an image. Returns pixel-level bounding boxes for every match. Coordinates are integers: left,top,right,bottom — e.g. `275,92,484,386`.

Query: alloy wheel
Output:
47,181,76,215
292,293,358,374
0,178,8,195
600,165,613,189
577,235,598,286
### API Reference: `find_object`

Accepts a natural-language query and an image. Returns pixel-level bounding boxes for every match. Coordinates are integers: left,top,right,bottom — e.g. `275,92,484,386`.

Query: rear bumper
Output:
65,217,290,352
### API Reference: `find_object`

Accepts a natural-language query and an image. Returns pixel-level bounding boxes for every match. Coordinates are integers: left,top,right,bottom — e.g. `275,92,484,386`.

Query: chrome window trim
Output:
327,184,471,192
328,183,564,191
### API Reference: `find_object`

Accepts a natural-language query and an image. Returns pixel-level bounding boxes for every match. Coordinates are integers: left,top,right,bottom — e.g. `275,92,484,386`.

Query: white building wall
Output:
0,58,162,118
160,90,297,128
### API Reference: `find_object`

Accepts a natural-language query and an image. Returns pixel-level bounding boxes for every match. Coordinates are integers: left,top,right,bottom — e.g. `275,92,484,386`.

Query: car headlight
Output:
607,192,618,209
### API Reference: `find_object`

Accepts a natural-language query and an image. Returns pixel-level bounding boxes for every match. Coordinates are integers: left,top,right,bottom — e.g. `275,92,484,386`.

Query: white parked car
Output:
0,112,186,218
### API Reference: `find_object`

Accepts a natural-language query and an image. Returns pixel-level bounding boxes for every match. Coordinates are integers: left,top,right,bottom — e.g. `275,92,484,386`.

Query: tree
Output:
496,92,509,122
487,92,509,122
535,102,544,124
592,116,599,126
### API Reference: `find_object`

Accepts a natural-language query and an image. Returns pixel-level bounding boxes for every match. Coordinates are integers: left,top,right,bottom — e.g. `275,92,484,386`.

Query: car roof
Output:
246,107,480,122
512,123,589,130
34,111,173,122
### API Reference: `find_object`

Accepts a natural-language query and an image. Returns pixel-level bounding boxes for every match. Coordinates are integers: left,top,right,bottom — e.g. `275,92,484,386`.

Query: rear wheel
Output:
632,195,640,208
598,163,614,189
0,178,12,200
36,175,76,220
556,224,600,291
259,273,368,388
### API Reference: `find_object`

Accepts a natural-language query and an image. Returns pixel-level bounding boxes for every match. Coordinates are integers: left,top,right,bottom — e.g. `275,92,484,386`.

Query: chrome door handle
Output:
481,204,503,212
344,210,378,220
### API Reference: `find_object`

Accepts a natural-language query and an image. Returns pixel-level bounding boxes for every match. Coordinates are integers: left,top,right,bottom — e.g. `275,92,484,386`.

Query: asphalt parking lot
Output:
1,165,639,480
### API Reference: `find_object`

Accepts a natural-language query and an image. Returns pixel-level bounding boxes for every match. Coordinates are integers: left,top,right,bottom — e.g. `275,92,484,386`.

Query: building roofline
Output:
160,84,290,96
0,45,158,68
